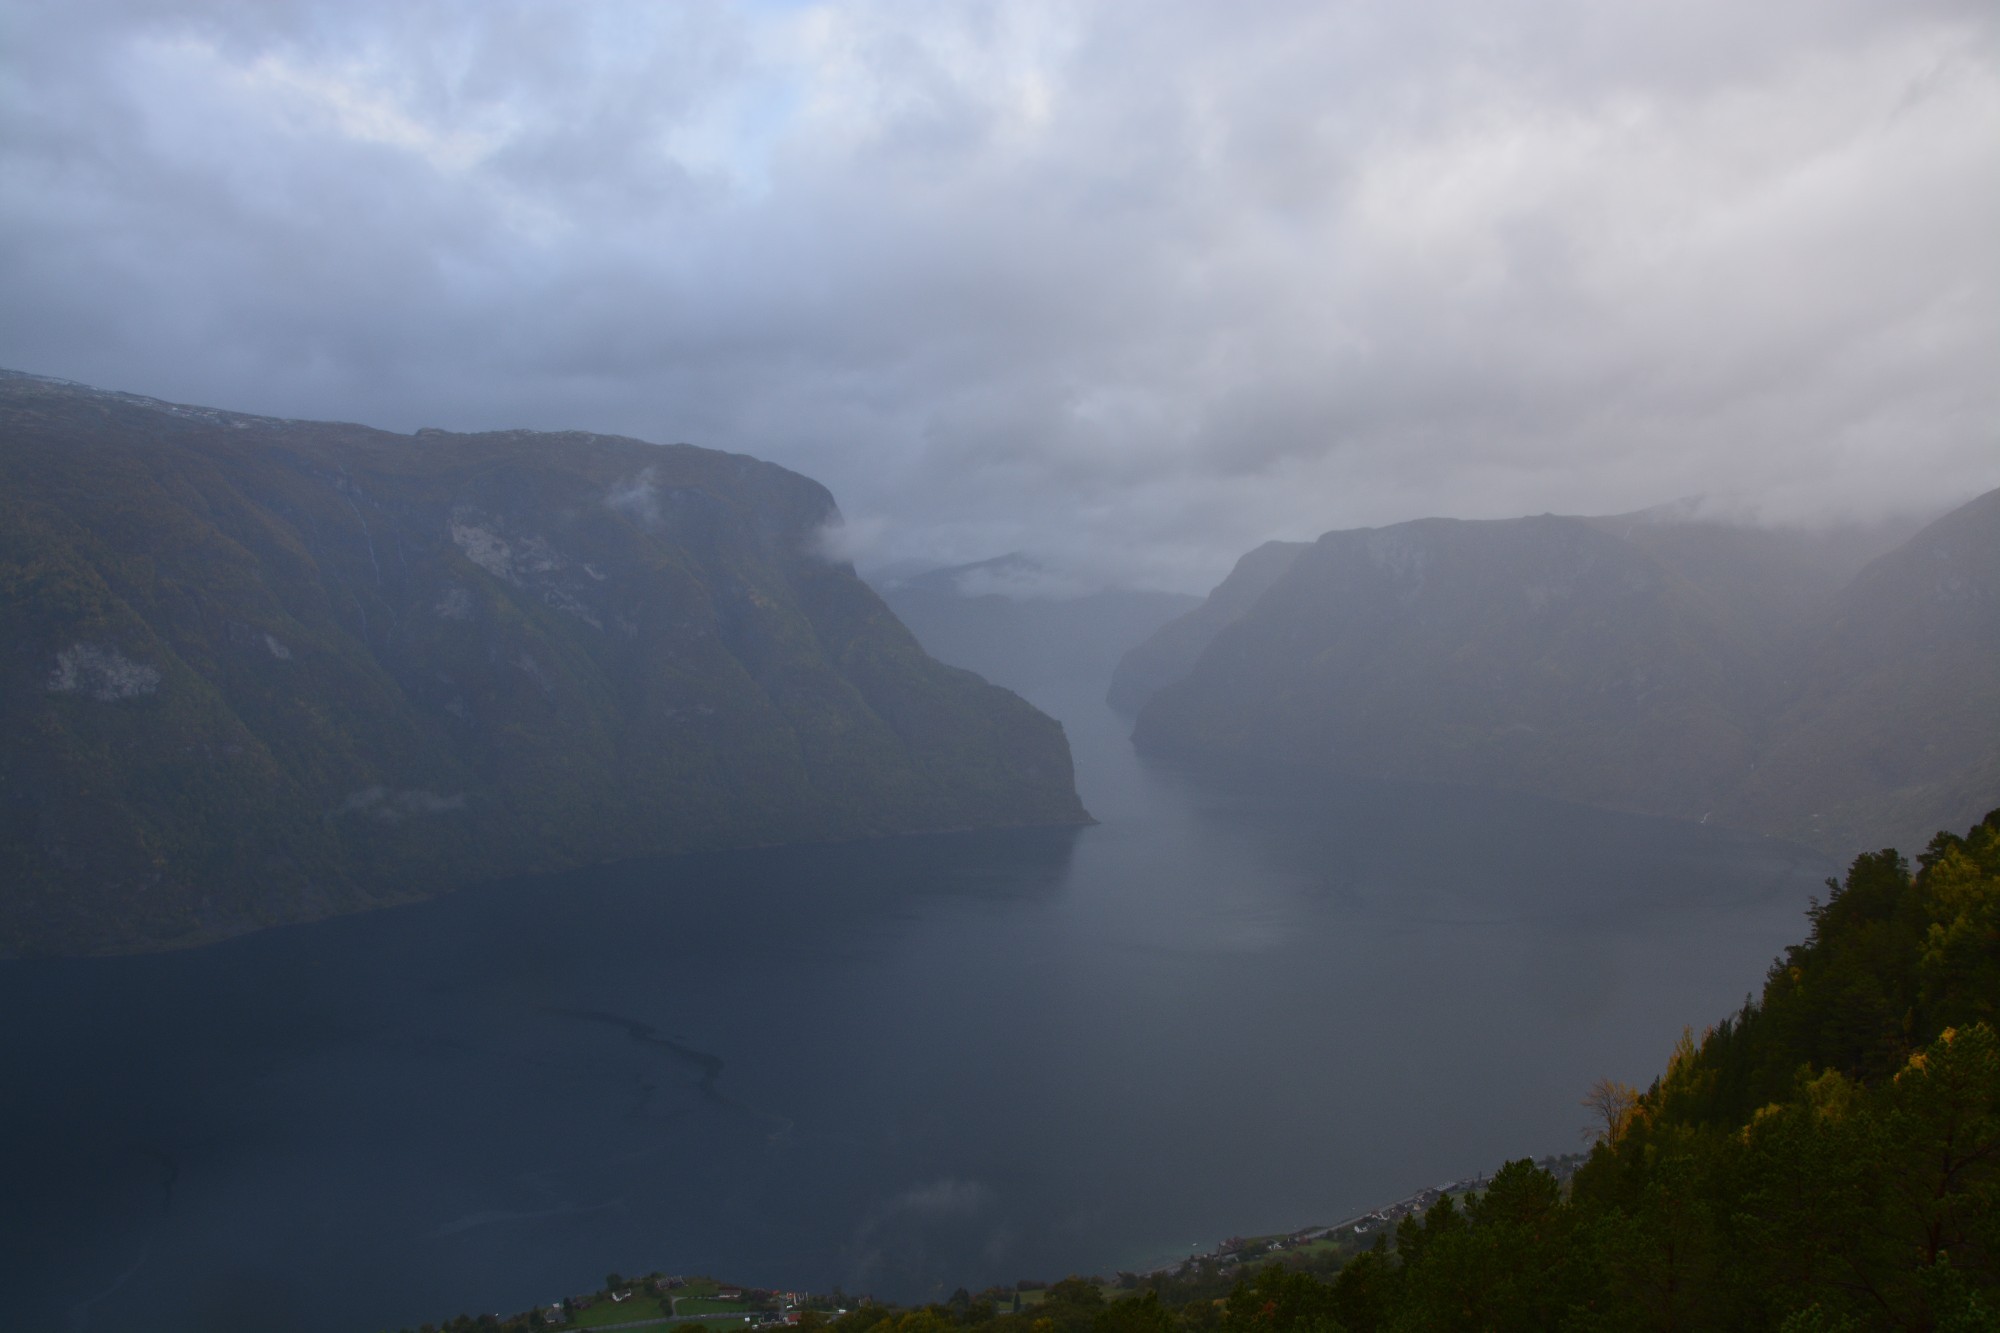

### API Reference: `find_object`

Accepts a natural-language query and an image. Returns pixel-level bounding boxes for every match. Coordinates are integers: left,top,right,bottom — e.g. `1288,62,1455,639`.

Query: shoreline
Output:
1136,1151,1591,1279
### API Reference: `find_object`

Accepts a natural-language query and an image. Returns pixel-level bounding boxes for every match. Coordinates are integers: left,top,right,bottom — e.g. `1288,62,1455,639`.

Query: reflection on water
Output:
0,685,1831,1331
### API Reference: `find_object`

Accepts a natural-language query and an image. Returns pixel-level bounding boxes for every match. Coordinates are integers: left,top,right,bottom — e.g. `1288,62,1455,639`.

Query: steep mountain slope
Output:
1130,515,1762,820
1106,540,1306,713
1729,487,2000,850
0,371,1086,955
877,553,1198,699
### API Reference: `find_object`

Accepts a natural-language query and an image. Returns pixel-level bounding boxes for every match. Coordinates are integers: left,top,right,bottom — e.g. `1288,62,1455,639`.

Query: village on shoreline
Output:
494,1153,1595,1333
1141,1151,1592,1282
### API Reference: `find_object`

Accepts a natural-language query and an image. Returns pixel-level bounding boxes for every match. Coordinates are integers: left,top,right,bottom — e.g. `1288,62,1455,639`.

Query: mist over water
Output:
0,682,1832,1331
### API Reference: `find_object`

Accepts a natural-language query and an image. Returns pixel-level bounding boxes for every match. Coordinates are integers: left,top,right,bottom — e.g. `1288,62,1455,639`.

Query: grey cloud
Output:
334,787,469,822
46,644,161,701
605,467,664,527
1,0,1996,591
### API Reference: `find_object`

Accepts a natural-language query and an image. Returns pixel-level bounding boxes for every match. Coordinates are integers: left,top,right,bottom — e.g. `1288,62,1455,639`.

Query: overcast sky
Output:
3,0,1996,590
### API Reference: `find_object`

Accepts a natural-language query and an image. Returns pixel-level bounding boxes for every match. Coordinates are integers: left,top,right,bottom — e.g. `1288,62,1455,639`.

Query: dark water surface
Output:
0,685,1834,1330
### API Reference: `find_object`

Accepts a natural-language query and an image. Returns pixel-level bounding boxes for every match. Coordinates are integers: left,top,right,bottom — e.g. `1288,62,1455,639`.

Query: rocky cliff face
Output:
0,371,1086,955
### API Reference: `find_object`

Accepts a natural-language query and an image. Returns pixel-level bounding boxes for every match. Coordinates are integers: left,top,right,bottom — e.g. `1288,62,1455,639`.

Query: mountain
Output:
1130,514,1765,821
874,553,1198,699
1115,508,1919,722
1106,540,1306,713
0,371,1087,956
1582,503,1922,680
1728,487,2000,850
1126,496,2000,850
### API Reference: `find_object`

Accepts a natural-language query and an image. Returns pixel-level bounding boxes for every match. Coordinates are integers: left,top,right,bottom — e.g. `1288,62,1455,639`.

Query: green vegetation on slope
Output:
0,371,1086,955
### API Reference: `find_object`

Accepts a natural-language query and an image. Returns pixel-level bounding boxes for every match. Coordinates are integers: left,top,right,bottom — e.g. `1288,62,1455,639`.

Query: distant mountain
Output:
1126,494,1999,850
1729,487,2000,850
1106,540,1306,713
0,371,1087,956
874,554,1198,699
1130,515,1763,821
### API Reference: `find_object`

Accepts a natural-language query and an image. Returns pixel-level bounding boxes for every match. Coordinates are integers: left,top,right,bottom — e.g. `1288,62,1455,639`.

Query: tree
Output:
1092,1290,1172,1333
1582,1077,1640,1145
1046,1278,1104,1308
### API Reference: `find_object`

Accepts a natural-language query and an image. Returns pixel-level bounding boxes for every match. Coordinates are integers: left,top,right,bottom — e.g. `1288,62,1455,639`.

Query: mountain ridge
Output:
0,370,1088,956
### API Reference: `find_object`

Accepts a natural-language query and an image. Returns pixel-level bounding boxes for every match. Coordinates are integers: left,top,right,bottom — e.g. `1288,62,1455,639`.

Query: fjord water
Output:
0,683,1832,1332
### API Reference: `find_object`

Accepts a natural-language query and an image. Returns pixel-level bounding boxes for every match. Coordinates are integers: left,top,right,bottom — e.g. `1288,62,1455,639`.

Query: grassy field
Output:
1010,1285,1124,1309
570,1293,670,1326
566,1286,764,1326
547,1274,773,1329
